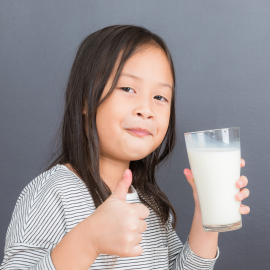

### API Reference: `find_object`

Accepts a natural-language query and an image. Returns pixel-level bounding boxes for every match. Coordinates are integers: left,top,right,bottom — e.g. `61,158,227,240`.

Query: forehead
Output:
101,46,174,100
120,46,173,83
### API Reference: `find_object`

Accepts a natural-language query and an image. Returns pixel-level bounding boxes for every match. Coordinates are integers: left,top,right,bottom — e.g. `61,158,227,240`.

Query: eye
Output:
120,87,168,102
120,87,135,93
155,95,168,102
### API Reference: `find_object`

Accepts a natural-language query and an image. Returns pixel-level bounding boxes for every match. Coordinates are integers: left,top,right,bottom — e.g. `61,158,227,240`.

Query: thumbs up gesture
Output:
80,169,150,258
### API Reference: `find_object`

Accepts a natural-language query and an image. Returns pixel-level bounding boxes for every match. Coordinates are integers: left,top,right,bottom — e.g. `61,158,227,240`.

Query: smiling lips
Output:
126,128,152,137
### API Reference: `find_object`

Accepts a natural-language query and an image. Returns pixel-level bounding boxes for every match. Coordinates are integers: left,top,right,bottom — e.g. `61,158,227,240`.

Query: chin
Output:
128,151,152,161
121,141,154,159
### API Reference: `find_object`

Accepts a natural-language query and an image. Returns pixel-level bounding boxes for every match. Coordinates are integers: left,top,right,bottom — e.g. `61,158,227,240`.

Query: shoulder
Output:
5,164,94,250
15,164,95,215
18,164,88,204
11,164,90,221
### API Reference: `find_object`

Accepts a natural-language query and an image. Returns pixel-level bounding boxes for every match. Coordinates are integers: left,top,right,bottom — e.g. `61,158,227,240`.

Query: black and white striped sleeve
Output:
0,179,65,270
166,213,220,270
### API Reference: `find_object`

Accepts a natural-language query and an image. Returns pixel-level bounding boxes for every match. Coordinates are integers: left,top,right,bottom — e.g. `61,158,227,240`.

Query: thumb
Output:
112,169,132,201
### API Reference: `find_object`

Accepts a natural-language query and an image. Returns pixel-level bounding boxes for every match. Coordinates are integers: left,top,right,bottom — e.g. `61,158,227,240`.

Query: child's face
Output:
96,46,173,162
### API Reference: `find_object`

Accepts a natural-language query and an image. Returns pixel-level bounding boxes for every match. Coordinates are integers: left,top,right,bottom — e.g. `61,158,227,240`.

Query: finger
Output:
131,203,150,220
126,244,143,257
112,169,132,201
183,168,194,181
236,175,248,188
240,204,250,214
135,232,143,245
236,188,250,201
138,220,147,233
241,158,245,168
183,169,197,191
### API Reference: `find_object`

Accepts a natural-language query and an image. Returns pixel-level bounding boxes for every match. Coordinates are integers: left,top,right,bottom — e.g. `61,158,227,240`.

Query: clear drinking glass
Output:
184,127,242,232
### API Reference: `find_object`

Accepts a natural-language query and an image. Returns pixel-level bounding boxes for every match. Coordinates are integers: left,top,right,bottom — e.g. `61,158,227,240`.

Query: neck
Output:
99,154,130,193
63,156,131,193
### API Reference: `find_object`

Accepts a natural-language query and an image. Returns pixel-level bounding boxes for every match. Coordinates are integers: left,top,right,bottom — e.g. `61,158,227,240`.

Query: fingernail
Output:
238,193,243,200
238,180,243,187
123,169,127,177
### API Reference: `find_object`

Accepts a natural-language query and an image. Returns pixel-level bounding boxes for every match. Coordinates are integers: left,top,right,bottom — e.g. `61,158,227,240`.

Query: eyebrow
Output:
120,73,172,90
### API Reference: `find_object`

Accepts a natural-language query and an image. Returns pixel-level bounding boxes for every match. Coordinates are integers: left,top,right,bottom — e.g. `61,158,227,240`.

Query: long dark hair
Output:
45,24,178,229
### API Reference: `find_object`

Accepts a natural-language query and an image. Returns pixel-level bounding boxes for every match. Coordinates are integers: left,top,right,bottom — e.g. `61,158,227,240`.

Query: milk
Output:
187,148,241,226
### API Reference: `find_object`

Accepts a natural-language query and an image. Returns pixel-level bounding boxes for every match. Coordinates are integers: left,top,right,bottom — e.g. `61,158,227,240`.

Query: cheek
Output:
96,105,118,143
96,95,124,153
156,109,170,142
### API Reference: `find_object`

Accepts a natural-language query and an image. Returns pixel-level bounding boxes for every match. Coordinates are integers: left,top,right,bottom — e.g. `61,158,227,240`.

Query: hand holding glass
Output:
184,127,242,232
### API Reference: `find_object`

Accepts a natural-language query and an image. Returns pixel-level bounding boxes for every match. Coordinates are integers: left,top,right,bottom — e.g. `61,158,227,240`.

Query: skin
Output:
66,45,172,191
64,45,250,259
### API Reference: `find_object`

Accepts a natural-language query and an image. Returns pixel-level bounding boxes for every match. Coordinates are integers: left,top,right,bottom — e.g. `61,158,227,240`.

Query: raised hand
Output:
184,158,250,215
79,169,150,258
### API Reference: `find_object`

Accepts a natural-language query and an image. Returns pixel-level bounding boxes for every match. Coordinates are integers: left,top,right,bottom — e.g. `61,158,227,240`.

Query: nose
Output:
136,110,154,119
134,99,154,120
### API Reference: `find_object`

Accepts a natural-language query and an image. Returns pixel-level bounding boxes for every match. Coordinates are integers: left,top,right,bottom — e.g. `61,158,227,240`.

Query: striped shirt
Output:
0,164,219,269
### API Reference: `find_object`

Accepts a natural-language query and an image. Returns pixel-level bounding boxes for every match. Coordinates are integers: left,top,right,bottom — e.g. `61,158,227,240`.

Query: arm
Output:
50,216,98,269
172,158,250,269
186,158,250,259
1,168,149,269
1,221,98,270
188,209,219,259
0,180,98,270
166,213,219,270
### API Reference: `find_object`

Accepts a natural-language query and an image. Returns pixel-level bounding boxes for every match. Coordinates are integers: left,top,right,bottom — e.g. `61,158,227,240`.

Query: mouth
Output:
126,128,152,137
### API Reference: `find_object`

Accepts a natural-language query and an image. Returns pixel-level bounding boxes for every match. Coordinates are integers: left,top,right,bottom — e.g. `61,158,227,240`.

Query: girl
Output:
0,25,250,270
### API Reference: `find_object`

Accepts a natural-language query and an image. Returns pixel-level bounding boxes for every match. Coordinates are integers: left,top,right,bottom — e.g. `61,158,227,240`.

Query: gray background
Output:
0,1,269,269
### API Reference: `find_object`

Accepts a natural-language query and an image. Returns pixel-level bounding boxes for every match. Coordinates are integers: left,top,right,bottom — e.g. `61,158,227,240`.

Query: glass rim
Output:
184,127,239,135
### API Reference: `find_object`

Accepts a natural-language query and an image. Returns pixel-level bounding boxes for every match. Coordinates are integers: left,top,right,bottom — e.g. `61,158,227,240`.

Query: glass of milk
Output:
184,127,242,232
